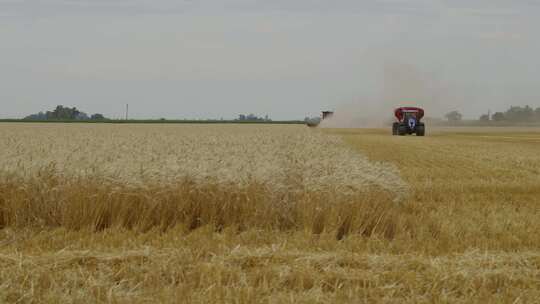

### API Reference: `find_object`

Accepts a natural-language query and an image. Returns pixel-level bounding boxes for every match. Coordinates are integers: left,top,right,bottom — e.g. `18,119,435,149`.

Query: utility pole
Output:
125,104,129,120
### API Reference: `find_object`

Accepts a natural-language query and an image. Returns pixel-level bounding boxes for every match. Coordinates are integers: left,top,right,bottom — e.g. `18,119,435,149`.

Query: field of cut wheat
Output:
1,123,539,303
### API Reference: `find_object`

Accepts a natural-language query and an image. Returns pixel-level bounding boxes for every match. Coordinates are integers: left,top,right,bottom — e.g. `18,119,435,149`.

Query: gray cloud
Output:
1,0,539,119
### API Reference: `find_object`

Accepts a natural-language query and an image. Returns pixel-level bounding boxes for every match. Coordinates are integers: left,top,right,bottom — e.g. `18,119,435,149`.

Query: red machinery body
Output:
392,107,426,136
394,107,425,122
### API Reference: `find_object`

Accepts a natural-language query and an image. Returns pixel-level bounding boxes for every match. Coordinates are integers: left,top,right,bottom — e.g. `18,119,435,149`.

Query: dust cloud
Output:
320,61,458,128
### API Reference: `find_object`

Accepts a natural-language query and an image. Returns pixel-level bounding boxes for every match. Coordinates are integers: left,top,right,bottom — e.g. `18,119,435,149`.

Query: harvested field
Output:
1,124,540,303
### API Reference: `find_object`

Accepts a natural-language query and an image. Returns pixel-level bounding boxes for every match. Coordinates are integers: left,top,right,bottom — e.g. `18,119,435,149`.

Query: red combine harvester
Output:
392,107,425,136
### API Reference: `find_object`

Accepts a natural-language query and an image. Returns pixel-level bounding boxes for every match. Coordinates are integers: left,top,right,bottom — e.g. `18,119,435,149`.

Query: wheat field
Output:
1,123,539,303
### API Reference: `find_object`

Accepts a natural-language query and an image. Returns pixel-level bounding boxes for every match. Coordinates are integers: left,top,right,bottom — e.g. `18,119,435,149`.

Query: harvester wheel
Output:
397,124,407,136
416,124,425,136
392,123,398,135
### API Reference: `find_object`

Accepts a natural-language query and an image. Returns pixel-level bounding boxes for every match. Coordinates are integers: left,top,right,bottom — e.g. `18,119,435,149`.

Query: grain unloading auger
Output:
392,107,425,136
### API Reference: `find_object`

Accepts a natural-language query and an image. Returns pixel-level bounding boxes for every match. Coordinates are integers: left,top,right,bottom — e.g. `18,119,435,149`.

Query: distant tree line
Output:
484,106,540,123
24,105,107,121
444,110,463,122
443,105,540,123
236,114,271,122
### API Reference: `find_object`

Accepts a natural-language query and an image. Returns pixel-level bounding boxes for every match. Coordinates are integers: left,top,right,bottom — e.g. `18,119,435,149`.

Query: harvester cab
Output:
306,110,334,127
392,107,425,136
321,111,334,120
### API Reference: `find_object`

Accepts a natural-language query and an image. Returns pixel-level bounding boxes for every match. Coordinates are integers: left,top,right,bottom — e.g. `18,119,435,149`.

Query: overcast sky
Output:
1,0,539,119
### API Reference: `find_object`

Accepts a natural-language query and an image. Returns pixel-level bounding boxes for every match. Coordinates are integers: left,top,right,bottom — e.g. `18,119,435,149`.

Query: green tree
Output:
445,111,462,122
492,112,505,121
91,113,106,120
45,105,81,120
505,105,534,122
25,105,94,120
479,114,490,121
